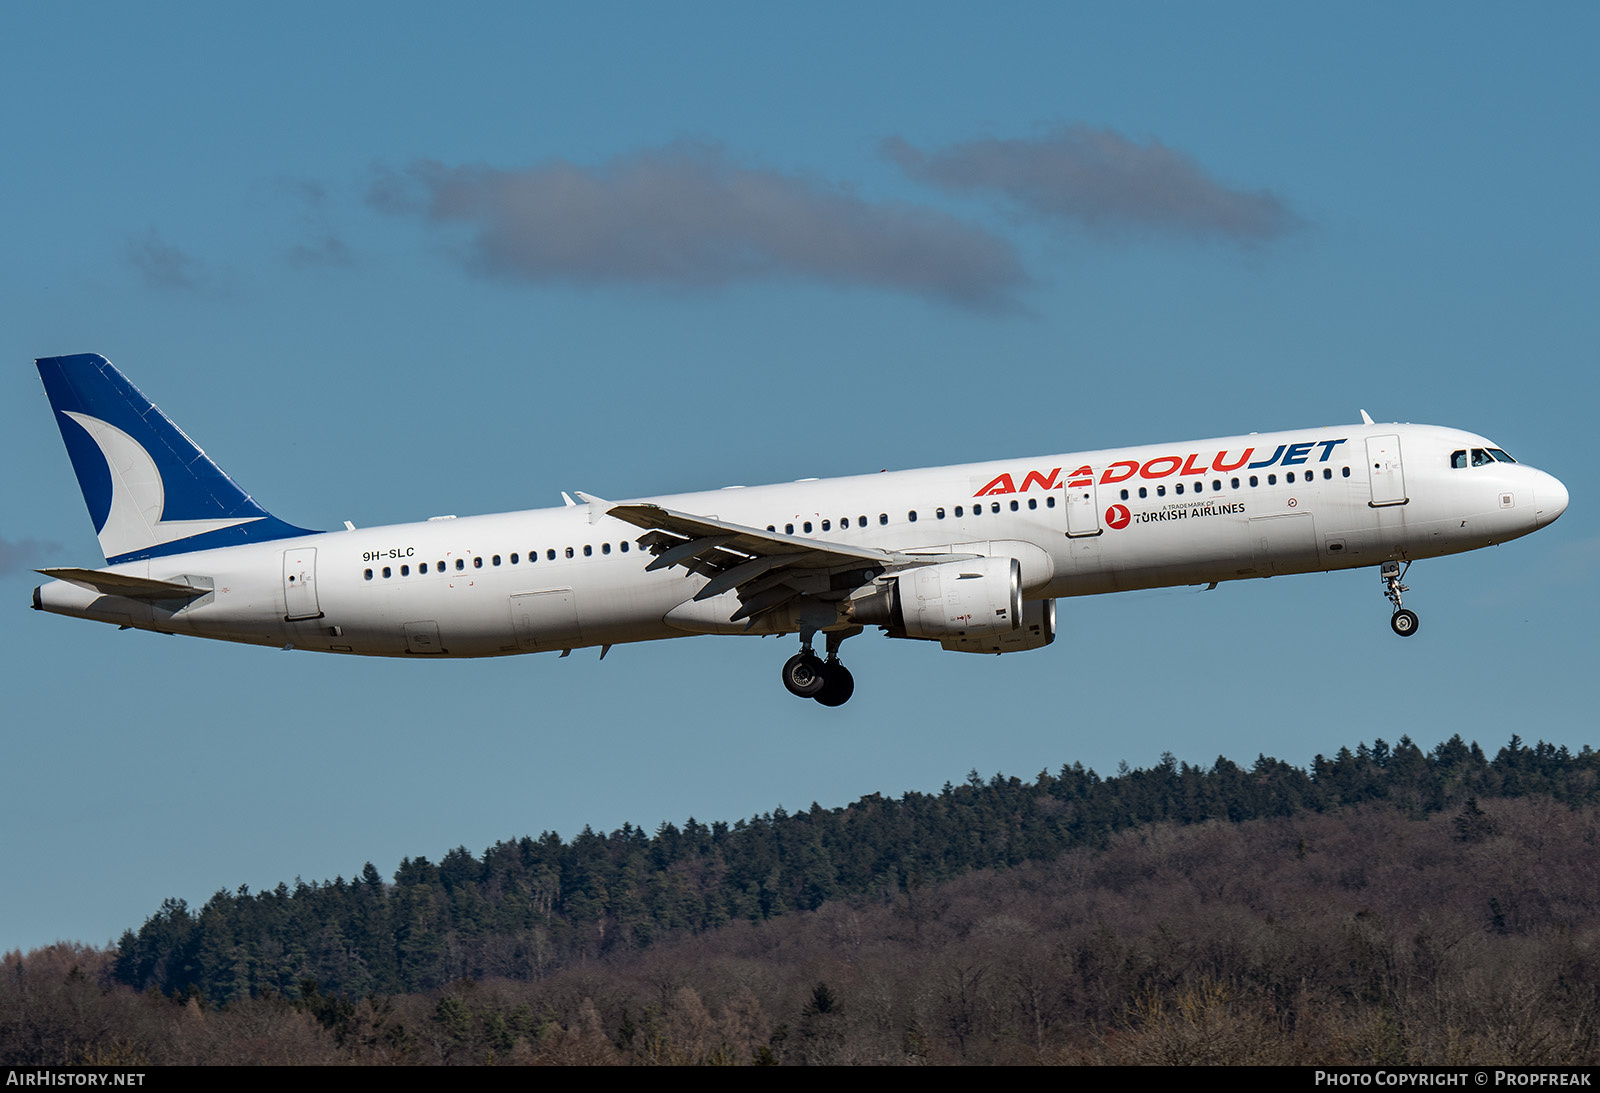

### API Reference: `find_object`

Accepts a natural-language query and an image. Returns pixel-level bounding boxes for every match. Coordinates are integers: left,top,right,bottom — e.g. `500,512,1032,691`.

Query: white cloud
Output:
368,142,1028,309
884,125,1300,243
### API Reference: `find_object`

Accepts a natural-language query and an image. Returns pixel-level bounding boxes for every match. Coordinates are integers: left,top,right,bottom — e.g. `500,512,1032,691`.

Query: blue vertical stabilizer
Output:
36,353,319,564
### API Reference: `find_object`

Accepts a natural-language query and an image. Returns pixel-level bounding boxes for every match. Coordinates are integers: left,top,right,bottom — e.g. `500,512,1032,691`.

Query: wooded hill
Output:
5,734,1597,1064
110,735,1596,1001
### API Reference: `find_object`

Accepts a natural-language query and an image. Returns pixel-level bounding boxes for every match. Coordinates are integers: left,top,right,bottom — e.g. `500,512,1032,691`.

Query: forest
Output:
4,733,1597,1064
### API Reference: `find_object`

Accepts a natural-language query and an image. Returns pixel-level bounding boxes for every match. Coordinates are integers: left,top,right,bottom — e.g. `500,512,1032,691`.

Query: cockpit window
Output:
1454,447,1517,469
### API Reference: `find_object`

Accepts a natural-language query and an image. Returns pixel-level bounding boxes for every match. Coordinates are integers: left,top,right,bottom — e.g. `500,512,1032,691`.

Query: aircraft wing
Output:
598,499,954,623
605,502,902,566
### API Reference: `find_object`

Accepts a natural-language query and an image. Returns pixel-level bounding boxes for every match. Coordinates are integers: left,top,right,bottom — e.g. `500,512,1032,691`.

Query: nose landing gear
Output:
1381,560,1419,637
780,627,860,705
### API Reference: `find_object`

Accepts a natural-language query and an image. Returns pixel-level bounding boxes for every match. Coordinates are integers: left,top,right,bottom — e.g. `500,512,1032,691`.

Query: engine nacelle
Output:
940,598,1056,654
853,556,1021,640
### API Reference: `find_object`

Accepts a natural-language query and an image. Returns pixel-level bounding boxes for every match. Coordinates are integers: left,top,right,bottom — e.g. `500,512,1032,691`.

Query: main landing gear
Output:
1381,560,1419,637
781,627,859,706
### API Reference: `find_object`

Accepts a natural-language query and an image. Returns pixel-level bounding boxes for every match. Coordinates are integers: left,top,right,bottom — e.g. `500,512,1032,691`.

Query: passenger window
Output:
1157,485,1166,497
822,519,831,531
908,510,917,522
858,515,867,527
1009,500,1018,511
1139,487,1148,499
804,522,812,533
1176,483,1185,494
1212,480,1221,491
401,564,410,576
420,563,429,574
1268,474,1277,485
1230,478,1239,489
1028,498,1037,509
510,554,518,564
955,505,964,517
474,556,483,568
456,558,465,571
973,504,981,516
767,525,776,533
583,545,592,556
565,547,573,559
620,541,629,552
1323,468,1332,480
364,568,373,581
990,502,1000,513
785,524,794,535
1287,472,1295,483
880,513,888,525
602,543,611,554
492,555,501,566
935,508,945,519
1046,496,1055,507
382,566,391,578
547,549,556,560
1342,467,1351,478
1249,476,1258,487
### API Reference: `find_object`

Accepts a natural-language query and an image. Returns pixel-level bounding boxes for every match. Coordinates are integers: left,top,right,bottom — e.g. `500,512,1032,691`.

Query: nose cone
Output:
1533,470,1569,528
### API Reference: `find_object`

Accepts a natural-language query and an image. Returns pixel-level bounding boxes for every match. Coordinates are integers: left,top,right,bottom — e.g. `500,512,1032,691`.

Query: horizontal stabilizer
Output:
36,568,211,601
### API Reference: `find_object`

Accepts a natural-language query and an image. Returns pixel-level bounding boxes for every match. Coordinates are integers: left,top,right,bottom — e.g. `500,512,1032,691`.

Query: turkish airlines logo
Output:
1105,504,1131,530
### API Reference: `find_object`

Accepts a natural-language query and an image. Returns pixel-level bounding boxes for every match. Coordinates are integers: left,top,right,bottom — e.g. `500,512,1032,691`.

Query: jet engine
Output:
850,556,1021,641
939,598,1056,654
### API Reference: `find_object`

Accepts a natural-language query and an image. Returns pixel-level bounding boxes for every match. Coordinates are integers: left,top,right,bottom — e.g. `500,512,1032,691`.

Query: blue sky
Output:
2,3,1594,954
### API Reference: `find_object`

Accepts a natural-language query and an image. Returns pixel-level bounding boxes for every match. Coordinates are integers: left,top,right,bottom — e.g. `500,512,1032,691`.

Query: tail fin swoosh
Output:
36,353,318,563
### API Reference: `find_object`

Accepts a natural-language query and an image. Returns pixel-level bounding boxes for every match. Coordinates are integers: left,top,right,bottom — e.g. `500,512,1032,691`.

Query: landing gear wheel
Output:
1390,609,1419,637
814,663,855,707
782,652,827,698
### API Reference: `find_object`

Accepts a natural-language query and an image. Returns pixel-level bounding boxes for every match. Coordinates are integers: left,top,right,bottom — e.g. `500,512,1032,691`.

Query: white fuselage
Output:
35,422,1567,657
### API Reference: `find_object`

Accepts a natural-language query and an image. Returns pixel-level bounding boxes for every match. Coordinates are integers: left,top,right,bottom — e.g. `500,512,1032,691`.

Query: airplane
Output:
31,353,1569,707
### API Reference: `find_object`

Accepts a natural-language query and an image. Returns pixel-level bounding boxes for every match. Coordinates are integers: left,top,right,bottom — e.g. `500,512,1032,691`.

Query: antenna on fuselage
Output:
1360,409,1375,425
